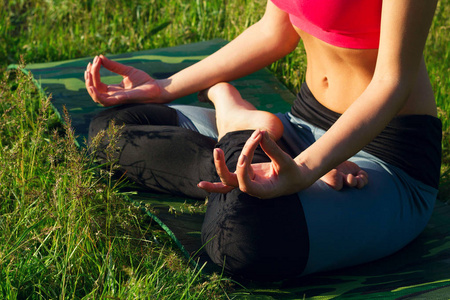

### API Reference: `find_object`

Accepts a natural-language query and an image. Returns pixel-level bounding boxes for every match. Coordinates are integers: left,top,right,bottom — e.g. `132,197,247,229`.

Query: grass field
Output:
0,0,448,298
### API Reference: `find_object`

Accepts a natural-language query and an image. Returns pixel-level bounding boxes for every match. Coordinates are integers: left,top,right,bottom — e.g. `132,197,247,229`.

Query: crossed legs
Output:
200,82,368,190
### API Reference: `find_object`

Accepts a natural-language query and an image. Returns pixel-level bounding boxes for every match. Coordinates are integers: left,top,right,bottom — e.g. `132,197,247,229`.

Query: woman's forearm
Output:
293,76,416,189
157,3,300,102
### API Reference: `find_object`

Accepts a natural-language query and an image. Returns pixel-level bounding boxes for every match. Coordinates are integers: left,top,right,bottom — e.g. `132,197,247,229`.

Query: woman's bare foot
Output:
199,83,284,141
321,161,369,190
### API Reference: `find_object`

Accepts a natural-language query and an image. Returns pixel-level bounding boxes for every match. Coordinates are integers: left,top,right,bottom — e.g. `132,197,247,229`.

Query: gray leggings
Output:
174,105,438,277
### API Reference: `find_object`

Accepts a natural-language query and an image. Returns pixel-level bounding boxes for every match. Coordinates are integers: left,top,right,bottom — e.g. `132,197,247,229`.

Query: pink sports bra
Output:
270,0,382,49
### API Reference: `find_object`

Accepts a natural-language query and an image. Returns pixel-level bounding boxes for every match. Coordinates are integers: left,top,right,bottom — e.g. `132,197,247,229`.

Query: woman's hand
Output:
198,130,309,199
320,160,369,190
198,129,369,198
84,55,162,107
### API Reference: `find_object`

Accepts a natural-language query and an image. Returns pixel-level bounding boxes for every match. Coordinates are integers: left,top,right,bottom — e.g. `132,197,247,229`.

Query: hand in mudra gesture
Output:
199,129,306,198
84,55,161,107
198,129,369,198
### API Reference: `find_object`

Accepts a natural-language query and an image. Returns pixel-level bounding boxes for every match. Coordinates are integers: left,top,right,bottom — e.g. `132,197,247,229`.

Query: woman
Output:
85,0,441,281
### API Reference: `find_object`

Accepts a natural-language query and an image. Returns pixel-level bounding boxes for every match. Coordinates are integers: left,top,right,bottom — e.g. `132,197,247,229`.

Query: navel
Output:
322,76,329,88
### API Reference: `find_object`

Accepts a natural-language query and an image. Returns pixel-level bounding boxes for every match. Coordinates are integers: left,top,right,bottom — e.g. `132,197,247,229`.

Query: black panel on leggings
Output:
201,131,310,282
88,104,217,199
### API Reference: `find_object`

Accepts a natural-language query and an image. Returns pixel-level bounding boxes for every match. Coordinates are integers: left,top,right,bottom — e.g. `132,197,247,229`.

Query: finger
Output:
99,55,133,77
88,86,122,107
85,72,100,104
239,130,263,178
85,70,95,89
214,148,238,187
355,178,365,189
197,181,234,194
88,86,104,104
240,130,262,165
359,170,369,182
84,64,89,82
363,173,369,185
85,63,92,87
259,131,290,168
235,154,260,196
86,62,111,105
321,169,343,190
356,170,369,188
86,61,92,73
91,56,103,89
85,66,95,100
345,173,357,187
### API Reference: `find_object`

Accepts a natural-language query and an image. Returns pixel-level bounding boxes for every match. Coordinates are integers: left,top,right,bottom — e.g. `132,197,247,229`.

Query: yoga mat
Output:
10,39,450,299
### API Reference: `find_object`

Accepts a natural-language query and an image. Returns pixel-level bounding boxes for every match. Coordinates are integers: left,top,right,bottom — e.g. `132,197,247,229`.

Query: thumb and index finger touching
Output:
85,55,135,105
258,130,291,168
235,129,289,195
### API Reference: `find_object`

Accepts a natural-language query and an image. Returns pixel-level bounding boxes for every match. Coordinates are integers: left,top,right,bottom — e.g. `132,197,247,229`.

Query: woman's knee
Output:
201,190,309,281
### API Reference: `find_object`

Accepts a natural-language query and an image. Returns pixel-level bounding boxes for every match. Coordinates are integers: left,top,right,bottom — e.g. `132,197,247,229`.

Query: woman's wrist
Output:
152,78,172,103
294,150,326,189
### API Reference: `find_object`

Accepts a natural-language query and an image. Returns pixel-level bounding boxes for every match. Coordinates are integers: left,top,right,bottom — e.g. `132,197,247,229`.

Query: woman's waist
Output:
305,75,368,114
304,57,437,117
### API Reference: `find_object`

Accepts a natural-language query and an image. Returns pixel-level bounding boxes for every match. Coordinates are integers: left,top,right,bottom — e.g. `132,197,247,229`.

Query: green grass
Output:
0,66,227,298
0,0,448,299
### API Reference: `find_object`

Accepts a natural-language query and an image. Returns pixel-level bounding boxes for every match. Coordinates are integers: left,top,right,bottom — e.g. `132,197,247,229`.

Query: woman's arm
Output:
158,1,300,102
85,1,300,106
293,0,439,187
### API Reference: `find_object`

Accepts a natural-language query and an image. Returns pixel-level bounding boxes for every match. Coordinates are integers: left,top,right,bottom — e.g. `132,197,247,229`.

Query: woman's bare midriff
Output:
296,28,438,117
